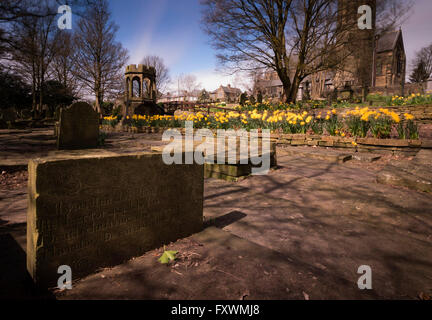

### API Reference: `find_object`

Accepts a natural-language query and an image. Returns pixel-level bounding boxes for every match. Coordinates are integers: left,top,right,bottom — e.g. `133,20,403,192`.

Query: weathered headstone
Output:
27,152,203,287
57,102,99,150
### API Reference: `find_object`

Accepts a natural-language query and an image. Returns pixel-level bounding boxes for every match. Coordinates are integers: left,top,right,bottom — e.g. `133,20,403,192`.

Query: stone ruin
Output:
115,64,164,119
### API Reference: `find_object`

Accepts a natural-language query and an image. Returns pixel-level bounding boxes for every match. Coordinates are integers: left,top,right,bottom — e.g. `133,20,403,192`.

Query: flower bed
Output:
103,107,419,140
234,93,432,112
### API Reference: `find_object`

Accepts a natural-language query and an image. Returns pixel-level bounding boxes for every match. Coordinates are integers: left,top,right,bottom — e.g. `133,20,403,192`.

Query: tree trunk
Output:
361,85,369,103
94,88,102,115
289,76,302,103
39,74,44,118
31,79,37,118
278,71,293,104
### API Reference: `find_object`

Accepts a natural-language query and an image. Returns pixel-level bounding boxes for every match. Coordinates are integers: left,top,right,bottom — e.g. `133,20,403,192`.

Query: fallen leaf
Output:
158,250,178,264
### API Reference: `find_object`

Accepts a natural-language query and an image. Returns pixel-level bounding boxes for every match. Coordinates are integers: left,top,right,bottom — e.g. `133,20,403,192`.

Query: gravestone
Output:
57,102,99,150
27,152,203,287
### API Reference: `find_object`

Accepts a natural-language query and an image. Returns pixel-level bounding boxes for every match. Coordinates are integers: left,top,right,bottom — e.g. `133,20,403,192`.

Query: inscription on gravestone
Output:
57,102,99,150
27,152,203,287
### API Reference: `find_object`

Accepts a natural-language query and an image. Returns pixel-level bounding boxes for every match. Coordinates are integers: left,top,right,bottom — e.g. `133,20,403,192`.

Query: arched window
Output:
143,78,150,98
132,77,141,97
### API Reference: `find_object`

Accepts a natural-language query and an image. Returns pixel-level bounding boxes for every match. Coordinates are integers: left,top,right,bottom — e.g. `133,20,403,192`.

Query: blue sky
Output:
107,0,432,92
108,0,238,92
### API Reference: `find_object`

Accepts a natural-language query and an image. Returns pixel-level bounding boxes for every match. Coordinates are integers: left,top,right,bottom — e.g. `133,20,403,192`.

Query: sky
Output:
108,0,238,93
107,0,432,93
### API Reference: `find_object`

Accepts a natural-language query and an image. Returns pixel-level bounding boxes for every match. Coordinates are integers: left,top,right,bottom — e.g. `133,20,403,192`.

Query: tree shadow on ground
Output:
204,210,247,229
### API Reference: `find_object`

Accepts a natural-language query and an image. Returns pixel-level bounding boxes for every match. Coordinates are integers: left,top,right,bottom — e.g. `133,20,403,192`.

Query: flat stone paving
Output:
0,129,167,169
1,129,431,299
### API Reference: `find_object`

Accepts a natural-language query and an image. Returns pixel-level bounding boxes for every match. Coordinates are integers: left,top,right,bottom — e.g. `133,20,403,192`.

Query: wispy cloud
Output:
167,69,251,93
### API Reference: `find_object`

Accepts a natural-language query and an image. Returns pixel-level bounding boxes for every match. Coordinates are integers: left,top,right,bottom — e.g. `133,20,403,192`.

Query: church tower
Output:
336,0,376,91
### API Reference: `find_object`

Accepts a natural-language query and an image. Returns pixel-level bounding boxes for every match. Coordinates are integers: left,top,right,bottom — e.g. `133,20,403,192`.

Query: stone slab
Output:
357,138,410,147
204,169,243,182
352,153,382,162
152,141,277,167
414,149,432,165
421,140,432,148
279,147,352,163
204,163,252,177
0,129,33,135
0,159,29,170
377,163,432,193
57,102,99,150
27,152,204,287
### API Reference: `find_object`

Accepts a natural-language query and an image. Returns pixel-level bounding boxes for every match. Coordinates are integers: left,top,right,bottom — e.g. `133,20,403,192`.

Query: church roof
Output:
376,30,401,53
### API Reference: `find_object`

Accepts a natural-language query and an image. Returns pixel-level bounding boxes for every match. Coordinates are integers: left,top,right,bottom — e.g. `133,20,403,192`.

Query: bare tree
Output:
202,0,413,103
1,0,101,115
0,0,52,23
0,0,98,50
9,2,60,115
141,55,170,98
50,30,82,98
202,0,347,102
179,73,201,96
73,0,128,113
411,43,432,81
376,0,414,35
0,0,99,21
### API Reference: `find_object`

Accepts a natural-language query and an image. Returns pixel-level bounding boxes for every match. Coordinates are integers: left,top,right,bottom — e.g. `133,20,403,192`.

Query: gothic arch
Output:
143,78,151,99
132,77,141,98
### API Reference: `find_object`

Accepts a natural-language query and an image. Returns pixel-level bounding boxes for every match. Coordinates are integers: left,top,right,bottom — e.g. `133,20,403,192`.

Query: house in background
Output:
254,71,284,101
158,90,200,103
210,85,242,103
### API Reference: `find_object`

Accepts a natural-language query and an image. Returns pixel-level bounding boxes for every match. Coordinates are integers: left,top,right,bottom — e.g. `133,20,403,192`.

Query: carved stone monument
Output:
27,152,203,287
114,64,164,119
57,102,99,150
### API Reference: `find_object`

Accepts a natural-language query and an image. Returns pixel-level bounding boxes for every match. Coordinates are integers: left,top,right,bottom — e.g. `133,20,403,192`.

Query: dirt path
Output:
1,131,431,299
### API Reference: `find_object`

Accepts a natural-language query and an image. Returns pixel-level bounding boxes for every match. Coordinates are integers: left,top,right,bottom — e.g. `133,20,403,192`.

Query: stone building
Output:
373,29,406,89
210,85,242,103
115,64,163,117
254,0,407,101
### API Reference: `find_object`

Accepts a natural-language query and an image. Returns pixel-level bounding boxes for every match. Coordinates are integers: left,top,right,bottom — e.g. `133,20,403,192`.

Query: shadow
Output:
0,233,55,300
204,210,247,229
204,185,249,201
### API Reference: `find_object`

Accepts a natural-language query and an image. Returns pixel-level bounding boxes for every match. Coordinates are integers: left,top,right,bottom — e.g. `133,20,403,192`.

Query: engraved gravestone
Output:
27,152,203,287
57,102,99,150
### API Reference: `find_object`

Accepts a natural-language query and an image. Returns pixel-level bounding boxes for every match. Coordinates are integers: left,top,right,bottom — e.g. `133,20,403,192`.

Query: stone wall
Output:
275,133,431,155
